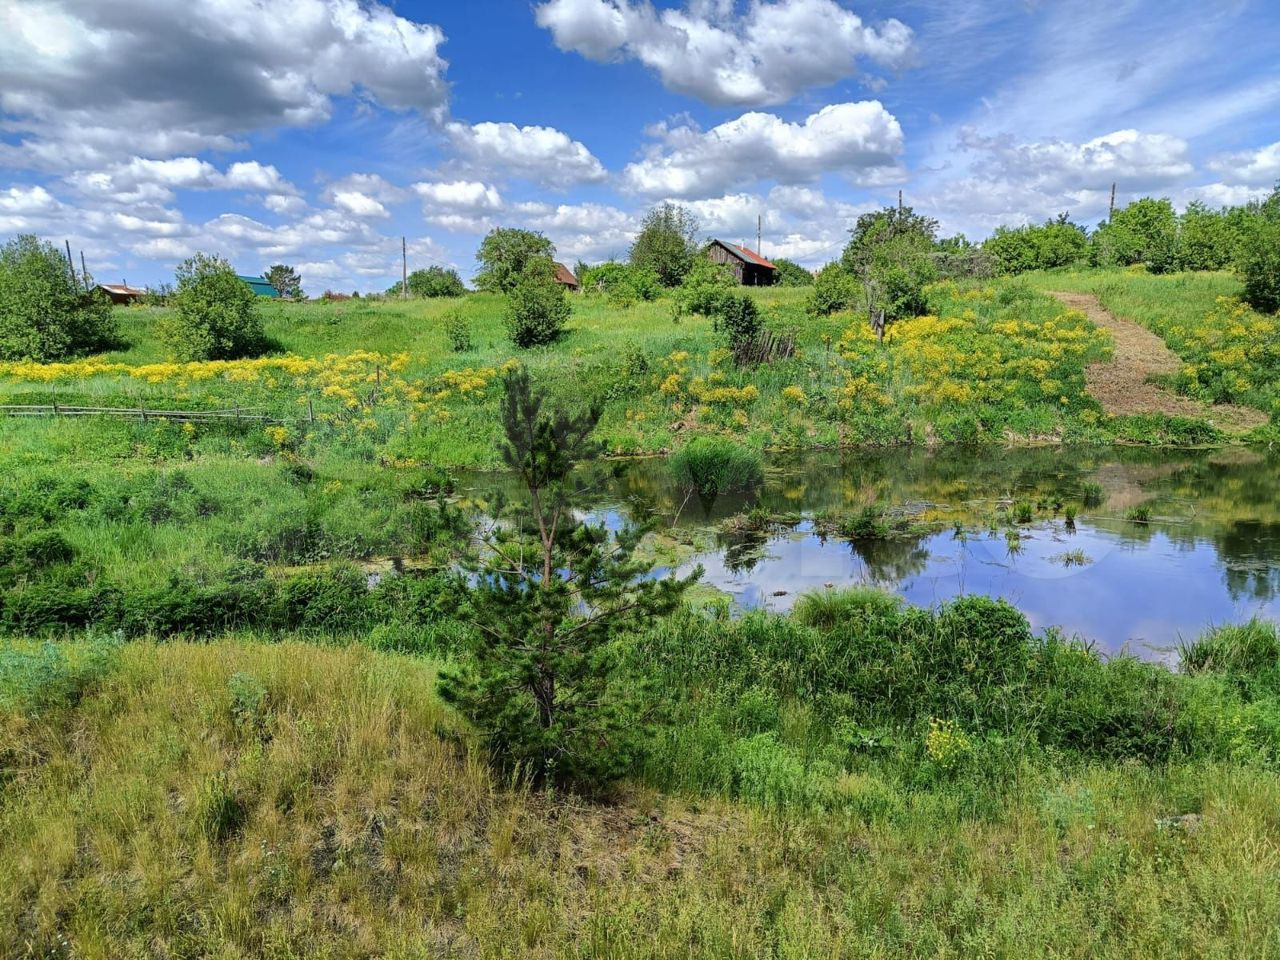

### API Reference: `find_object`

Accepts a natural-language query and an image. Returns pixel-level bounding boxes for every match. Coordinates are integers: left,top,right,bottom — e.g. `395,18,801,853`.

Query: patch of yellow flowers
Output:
925,717,972,769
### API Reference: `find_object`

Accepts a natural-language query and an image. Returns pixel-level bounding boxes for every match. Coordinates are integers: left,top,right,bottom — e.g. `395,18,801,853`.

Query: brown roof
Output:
552,261,579,287
96,283,144,296
710,240,776,270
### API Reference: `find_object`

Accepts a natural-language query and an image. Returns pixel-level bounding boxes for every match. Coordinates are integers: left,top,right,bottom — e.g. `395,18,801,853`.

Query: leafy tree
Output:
405,265,466,298
0,234,117,361
475,228,555,293
1092,197,1180,273
984,222,1087,274
629,202,700,286
806,263,858,316
843,205,939,268
842,205,938,334
1178,203,1237,271
158,253,265,361
1239,219,1280,313
504,257,571,347
263,264,303,299
772,258,814,286
440,367,698,786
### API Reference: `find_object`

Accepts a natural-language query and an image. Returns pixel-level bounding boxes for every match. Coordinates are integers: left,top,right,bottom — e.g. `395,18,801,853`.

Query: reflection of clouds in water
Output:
681,522,1280,658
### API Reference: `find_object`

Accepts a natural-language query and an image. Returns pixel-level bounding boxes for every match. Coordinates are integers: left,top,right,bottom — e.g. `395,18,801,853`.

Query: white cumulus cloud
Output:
623,101,904,198
534,0,913,106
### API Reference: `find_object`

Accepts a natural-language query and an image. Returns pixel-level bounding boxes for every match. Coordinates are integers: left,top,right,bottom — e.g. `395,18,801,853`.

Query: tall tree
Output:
841,205,939,337
475,228,555,293
629,202,700,286
440,367,699,786
263,264,303,299
0,235,117,361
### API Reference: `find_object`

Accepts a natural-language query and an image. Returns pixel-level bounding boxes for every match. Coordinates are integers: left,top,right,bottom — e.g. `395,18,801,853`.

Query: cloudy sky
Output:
2,0,1277,293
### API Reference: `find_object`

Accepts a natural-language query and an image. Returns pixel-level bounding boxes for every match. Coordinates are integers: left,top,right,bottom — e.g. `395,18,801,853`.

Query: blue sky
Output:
2,0,1277,293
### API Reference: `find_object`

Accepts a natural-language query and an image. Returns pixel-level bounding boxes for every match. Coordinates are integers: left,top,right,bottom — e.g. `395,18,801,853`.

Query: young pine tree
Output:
440,366,700,788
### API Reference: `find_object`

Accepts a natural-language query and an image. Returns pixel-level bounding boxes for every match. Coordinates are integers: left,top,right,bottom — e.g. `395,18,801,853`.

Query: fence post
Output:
140,401,147,422
308,398,315,424
234,402,241,424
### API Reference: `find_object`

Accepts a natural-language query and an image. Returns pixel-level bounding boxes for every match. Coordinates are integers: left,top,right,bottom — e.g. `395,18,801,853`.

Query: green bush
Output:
407,266,466,298
158,253,266,361
806,263,858,316
580,262,661,306
1239,219,1280,313
0,234,118,361
0,635,120,715
504,258,570,347
712,293,761,352
669,436,763,496
675,259,737,317
443,309,473,352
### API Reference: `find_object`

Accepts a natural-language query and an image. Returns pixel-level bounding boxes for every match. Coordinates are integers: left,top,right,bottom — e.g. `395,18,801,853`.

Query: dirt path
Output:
1048,291,1269,433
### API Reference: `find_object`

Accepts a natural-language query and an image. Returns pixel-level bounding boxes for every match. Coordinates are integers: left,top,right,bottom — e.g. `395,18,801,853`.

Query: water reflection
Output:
463,446,1280,657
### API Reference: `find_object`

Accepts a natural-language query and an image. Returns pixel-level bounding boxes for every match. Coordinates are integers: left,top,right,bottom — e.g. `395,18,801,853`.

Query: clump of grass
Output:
792,586,901,631
1125,504,1154,523
1012,499,1035,524
1064,504,1078,524
1050,549,1091,567
1181,620,1280,678
669,436,763,497
1081,481,1105,508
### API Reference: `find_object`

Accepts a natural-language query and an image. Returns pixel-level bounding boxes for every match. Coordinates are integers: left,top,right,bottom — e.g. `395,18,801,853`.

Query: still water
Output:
472,446,1280,659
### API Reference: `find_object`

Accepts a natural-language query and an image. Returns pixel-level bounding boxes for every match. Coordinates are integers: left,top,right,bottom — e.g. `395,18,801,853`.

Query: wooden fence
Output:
0,403,299,425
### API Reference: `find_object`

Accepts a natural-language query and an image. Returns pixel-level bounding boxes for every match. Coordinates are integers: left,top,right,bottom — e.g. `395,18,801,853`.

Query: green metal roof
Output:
238,275,280,297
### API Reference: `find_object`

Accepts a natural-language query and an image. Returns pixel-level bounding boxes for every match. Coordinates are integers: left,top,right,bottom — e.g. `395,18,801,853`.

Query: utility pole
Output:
898,189,904,213
80,251,89,291
1108,182,1116,221
401,236,408,300
64,240,77,289
757,214,762,256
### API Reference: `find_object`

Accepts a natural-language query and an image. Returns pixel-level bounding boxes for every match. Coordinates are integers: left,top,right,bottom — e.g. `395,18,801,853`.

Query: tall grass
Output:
5,635,1280,957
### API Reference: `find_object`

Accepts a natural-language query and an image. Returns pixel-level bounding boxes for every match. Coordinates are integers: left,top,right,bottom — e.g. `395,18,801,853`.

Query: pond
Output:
465,446,1280,660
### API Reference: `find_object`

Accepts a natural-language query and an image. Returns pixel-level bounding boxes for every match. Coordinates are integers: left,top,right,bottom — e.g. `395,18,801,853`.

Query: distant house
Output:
705,240,777,286
238,275,281,298
552,261,580,290
94,283,144,305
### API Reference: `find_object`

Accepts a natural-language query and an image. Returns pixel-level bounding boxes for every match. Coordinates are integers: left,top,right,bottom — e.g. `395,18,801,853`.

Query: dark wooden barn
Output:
705,240,777,286
94,283,144,304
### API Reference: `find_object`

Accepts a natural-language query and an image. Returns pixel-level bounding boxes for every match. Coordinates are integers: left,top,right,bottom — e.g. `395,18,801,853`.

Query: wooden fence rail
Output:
0,404,295,424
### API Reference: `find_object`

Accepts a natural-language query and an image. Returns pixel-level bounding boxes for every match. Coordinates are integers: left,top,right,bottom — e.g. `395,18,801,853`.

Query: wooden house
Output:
705,240,777,286
94,283,144,305
552,261,580,290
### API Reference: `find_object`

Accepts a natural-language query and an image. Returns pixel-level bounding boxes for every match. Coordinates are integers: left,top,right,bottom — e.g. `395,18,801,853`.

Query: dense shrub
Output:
669,436,763,496
0,636,120,715
159,253,266,361
504,258,570,347
675,259,737,317
806,263,858,316
984,222,1089,274
712,293,761,352
443,309,473,352
0,234,117,361
1239,219,1280,313
580,262,661,306
407,266,466,298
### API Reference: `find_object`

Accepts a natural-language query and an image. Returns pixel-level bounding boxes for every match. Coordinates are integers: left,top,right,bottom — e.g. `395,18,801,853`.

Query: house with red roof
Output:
705,240,777,286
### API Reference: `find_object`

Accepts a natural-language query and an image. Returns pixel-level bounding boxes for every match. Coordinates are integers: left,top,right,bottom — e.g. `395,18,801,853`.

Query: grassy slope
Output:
1024,269,1280,419
4,637,1280,959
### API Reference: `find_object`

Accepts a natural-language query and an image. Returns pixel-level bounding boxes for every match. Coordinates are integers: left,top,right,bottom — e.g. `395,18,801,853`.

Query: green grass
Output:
5,632,1280,958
